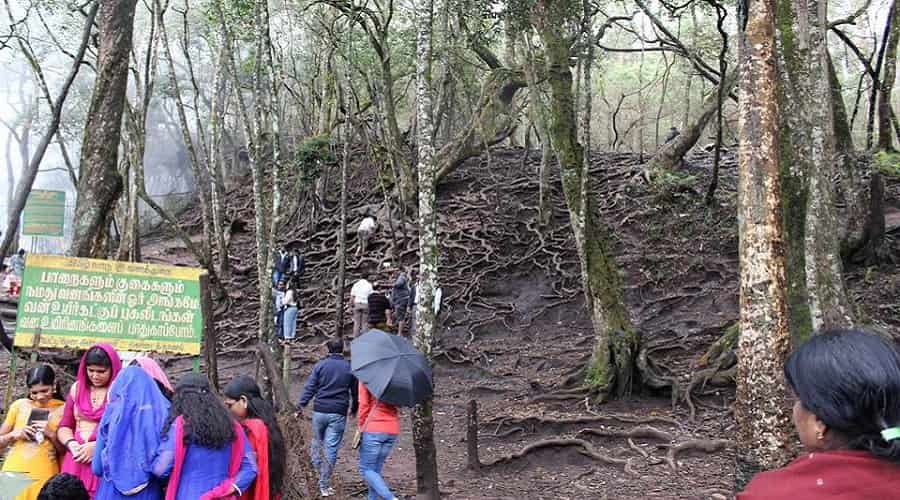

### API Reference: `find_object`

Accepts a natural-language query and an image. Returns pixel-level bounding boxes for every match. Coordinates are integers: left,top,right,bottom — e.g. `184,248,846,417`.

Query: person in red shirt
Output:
357,382,400,500
739,329,900,499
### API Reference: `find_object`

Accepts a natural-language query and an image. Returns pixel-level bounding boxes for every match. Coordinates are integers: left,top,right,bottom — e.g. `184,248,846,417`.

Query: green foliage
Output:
874,151,900,177
651,169,698,199
293,136,334,188
201,0,255,40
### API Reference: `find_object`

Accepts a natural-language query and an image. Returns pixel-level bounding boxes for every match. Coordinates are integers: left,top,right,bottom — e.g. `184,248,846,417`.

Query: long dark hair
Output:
785,328,900,462
26,364,63,400
223,376,286,496
162,374,234,448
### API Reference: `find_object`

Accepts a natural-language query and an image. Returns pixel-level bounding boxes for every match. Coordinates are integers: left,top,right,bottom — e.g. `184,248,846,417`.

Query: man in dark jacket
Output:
297,337,358,497
286,247,305,289
390,270,411,336
272,247,288,287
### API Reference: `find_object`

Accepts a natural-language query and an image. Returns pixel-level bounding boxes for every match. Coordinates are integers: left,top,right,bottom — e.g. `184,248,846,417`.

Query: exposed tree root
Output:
482,438,637,476
662,439,732,470
576,425,675,443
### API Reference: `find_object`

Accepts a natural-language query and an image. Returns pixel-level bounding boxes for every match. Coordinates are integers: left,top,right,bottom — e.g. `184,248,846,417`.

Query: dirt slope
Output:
122,147,900,498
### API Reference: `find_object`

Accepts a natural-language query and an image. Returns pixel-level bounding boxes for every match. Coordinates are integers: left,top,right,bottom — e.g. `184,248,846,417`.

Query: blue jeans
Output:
272,270,283,287
310,412,347,490
283,305,298,339
358,432,397,500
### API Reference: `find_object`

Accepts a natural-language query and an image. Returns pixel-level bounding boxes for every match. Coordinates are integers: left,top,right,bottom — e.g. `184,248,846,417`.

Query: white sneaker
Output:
320,487,336,497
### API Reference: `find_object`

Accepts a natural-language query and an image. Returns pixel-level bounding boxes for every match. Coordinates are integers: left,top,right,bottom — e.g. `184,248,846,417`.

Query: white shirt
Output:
283,289,297,307
359,217,376,232
351,279,373,304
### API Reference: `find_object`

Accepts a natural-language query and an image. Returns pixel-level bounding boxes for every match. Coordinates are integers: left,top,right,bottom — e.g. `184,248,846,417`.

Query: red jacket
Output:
738,449,900,500
357,382,399,435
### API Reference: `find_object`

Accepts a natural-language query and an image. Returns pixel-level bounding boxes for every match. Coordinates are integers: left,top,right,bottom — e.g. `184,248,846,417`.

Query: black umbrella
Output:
350,329,433,407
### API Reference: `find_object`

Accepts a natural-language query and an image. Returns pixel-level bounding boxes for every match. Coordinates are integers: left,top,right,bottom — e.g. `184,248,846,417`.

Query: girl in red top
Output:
223,376,286,500
739,329,900,499
357,382,400,500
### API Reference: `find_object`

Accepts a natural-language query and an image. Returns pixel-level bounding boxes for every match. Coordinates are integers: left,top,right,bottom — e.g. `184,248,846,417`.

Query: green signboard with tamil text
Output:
14,254,204,354
22,190,66,237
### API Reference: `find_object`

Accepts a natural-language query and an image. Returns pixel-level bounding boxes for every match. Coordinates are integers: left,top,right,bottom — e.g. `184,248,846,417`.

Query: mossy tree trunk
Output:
534,0,639,399
70,0,137,257
776,0,853,340
412,0,440,496
735,0,794,475
826,52,854,154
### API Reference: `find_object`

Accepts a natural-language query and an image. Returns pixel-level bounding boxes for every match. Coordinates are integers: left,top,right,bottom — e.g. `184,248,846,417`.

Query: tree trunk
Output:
70,0,135,258
801,0,854,331
735,0,793,479
158,2,215,268
336,126,350,337
776,0,853,340
209,42,231,279
878,0,900,151
523,36,553,227
0,3,97,259
827,52,854,153
412,0,441,496
867,6,894,149
434,69,526,183
535,1,639,399
261,0,286,348
644,71,737,182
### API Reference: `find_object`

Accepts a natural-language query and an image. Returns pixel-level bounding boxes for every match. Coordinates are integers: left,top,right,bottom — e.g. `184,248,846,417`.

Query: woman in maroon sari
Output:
739,329,900,499
57,344,122,497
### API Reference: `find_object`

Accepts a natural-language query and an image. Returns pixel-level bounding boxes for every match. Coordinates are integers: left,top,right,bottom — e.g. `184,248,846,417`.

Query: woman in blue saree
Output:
92,366,170,499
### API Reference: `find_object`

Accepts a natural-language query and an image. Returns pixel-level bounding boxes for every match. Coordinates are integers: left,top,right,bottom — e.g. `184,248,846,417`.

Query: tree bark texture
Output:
776,0,854,338
336,121,351,336
209,38,231,279
878,0,900,151
412,0,441,496
535,0,639,399
735,0,793,474
826,52,854,153
70,0,136,258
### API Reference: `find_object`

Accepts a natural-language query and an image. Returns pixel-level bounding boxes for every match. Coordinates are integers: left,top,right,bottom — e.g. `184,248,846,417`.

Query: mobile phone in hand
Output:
27,408,50,443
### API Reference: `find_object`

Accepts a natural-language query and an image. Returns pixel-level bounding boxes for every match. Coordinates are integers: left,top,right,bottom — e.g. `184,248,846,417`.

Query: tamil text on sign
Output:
22,190,66,237
14,255,204,354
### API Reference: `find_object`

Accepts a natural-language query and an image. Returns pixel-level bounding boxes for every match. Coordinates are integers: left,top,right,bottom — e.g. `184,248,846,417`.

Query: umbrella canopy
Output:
351,329,433,407
0,471,34,500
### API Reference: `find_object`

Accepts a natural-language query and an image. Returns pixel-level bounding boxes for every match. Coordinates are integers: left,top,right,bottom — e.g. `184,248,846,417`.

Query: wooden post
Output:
199,272,219,390
4,347,17,409
29,328,42,366
467,399,480,471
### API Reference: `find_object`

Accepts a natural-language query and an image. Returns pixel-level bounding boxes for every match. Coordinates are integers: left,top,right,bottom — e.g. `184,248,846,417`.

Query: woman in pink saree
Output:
57,344,122,496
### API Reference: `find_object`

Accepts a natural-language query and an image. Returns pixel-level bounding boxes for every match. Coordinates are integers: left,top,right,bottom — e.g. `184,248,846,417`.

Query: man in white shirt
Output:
350,275,374,337
356,216,377,257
